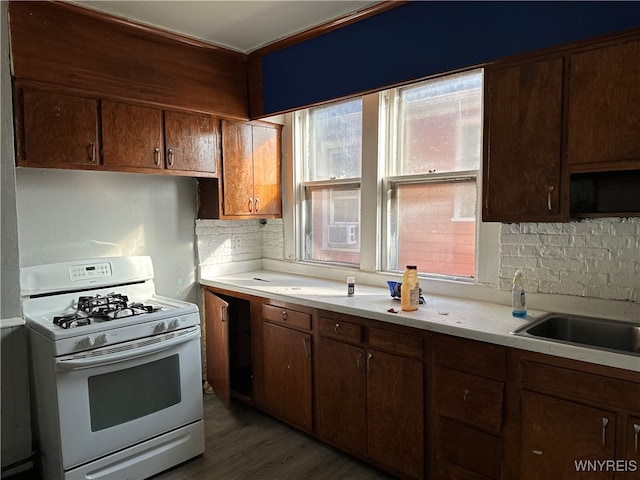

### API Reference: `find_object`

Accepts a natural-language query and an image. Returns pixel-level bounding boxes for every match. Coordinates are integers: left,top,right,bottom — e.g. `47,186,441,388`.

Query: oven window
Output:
88,355,181,431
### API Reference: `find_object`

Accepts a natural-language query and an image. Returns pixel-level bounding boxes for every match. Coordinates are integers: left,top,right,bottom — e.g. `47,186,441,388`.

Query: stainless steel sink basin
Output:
512,313,640,356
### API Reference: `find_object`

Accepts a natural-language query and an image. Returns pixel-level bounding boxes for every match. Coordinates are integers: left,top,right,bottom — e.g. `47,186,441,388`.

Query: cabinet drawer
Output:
262,304,311,331
437,417,503,479
317,317,362,343
435,334,506,381
436,367,504,433
368,326,423,358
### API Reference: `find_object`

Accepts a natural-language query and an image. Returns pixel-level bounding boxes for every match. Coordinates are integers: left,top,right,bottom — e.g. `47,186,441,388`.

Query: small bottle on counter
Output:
347,277,355,296
512,270,527,318
401,266,419,311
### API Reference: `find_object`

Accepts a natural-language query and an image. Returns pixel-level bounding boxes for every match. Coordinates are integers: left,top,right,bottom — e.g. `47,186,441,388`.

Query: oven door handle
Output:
55,327,200,371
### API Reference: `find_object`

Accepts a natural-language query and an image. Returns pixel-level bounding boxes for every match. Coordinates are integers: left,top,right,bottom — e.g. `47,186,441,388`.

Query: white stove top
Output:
21,256,200,355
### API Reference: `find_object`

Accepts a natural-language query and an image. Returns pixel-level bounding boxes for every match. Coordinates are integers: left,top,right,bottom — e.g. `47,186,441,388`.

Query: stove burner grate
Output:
52,293,163,328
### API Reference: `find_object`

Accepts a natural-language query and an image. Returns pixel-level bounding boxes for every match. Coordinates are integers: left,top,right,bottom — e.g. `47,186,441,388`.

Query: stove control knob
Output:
97,333,110,345
82,336,96,348
169,319,181,330
155,321,168,333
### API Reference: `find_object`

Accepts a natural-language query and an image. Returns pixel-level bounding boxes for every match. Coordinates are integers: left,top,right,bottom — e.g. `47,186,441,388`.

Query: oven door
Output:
55,326,203,470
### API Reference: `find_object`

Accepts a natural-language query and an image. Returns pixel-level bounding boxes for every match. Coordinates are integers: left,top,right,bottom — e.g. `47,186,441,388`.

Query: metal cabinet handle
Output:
302,338,310,357
547,185,555,211
154,147,160,166
255,197,260,212
220,304,228,323
167,148,174,166
634,423,640,454
357,352,363,370
366,351,372,374
87,142,96,162
463,389,470,402
282,310,287,321
532,450,543,456
334,323,340,333
248,197,253,213
602,417,609,447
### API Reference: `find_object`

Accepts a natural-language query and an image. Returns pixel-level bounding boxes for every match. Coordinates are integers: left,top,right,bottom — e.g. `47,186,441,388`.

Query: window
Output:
292,69,484,279
296,99,362,265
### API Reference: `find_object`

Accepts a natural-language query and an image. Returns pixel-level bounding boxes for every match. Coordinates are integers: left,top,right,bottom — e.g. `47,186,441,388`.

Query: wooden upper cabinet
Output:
221,120,254,215
483,57,565,223
164,111,218,175
102,101,219,176
252,124,282,216
102,101,164,171
220,120,282,218
17,88,99,167
567,38,640,172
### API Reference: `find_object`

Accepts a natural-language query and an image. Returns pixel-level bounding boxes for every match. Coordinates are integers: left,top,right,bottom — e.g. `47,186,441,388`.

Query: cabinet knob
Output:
282,310,288,321
154,147,160,166
167,148,174,166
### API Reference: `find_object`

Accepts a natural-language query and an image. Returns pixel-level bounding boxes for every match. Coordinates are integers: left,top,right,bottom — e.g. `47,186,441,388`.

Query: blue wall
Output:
261,1,640,115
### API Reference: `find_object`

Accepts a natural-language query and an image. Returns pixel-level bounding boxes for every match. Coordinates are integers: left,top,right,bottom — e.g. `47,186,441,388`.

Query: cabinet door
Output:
252,124,282,217
520,391,616,480
483,58,565,222
315,337,367,457
568,39,640,171
164,111,217,175
204,290,230,408
221,120,254,216
102,101,164,170
20,88,99,166
262,322,312,431
367,348,424,479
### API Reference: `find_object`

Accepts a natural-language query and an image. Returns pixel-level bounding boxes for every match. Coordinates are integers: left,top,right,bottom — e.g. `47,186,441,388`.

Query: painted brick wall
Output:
500,218,640,302
196,217,639,303
196,219,283,267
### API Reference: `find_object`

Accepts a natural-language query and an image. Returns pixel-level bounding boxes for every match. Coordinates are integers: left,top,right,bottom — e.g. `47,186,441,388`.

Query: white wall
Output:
16,168,199,303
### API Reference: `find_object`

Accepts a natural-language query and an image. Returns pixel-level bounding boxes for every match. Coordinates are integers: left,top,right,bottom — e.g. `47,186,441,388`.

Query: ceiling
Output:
71,1,380,54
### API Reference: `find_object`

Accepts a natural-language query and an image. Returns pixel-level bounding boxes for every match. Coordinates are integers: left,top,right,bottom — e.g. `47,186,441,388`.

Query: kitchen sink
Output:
512,313,640,356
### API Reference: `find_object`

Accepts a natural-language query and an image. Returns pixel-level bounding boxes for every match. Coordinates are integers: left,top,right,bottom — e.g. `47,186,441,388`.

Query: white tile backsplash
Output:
196,216,639,304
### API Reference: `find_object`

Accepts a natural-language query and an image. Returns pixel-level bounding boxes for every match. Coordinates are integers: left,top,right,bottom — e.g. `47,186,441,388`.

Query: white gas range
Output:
21,256,205,480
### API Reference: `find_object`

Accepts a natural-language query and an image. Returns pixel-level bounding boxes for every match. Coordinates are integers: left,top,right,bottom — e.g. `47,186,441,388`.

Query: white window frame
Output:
286,69,499,286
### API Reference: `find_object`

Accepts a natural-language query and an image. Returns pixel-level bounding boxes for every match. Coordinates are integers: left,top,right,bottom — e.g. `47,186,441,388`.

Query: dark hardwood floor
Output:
152,392,396,480
8,393,395,480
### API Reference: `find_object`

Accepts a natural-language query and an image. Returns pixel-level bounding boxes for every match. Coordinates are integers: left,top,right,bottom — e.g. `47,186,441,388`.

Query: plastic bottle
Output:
401,266,419,311
347,277,355,296
512,270,527,318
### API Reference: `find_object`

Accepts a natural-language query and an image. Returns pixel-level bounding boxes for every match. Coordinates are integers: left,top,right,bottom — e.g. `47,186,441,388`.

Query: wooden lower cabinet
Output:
315,314,424,480
520,391,616,480
315,337,367,457
367,347,424,480
262,321,312,431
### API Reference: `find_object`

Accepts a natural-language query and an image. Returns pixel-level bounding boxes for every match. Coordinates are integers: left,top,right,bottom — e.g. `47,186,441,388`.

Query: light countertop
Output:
200,270,640,373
